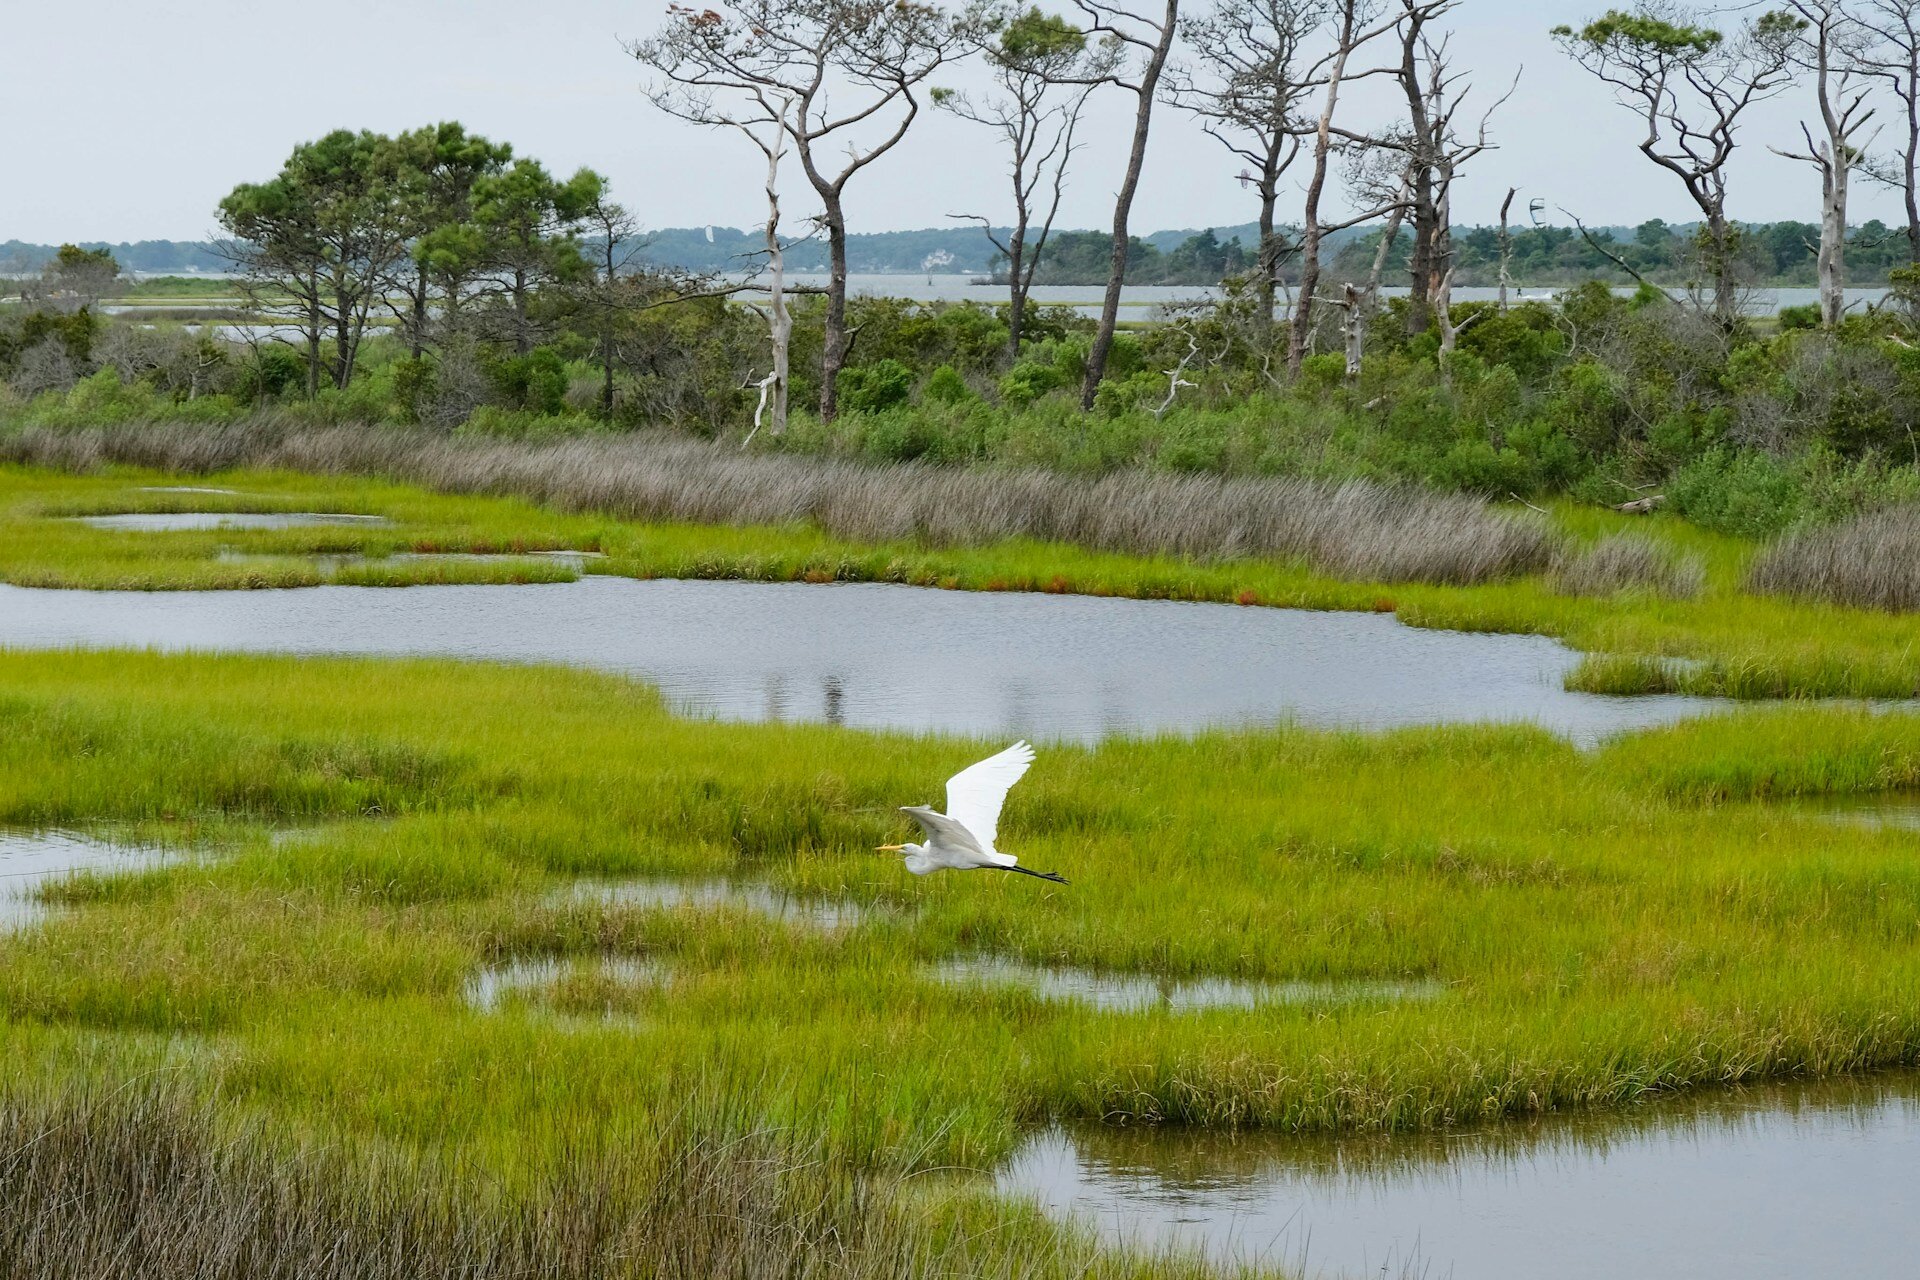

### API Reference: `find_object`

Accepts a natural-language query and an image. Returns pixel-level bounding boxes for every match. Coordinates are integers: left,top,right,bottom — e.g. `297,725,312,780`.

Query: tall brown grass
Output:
0,1086,1173,1280
0,420,1552,585
1551,533,1704,599
1748,504,1920,612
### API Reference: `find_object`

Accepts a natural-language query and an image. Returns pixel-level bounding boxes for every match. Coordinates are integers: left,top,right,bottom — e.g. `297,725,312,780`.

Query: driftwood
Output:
1614,494,1667,515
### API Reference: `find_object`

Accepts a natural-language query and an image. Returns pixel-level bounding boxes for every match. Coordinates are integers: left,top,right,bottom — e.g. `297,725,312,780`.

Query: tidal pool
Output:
0,578,1720,743
70,512,390,532
1788,793,1920,831
931,958,1438,1013
553,877,871,930
464,953,667,1013
997,1075,1920,1279
0,828,176,929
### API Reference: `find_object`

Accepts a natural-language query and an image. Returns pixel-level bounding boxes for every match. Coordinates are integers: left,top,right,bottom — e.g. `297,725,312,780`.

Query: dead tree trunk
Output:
1079,0,1181,410
1342,199,1407,379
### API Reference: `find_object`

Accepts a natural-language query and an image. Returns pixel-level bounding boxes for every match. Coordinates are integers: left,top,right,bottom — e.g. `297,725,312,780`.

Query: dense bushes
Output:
8,277,1920,545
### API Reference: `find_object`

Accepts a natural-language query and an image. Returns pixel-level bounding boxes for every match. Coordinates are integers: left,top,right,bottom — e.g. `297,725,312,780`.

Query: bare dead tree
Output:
1554,3,1799,325
1342,16,1514,339
1074,0,1182,409
1496,185,1517,309
752,99,795,440
1289,0,1400,376
1166,0,1329,346
1856,0,1920,262
632,0,971,422
1772,2,1876,329
624,40,799,436
938,7,1117,358
1386,0,1454,335
1338,166,1410,378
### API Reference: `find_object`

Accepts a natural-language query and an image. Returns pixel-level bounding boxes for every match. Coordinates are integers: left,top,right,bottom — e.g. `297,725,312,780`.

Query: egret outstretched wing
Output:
900,804,1015,869
943,740,1035,853
900,804,982,852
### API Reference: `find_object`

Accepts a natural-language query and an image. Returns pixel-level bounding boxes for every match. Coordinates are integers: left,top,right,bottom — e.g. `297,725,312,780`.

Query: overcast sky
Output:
0,0,1894,244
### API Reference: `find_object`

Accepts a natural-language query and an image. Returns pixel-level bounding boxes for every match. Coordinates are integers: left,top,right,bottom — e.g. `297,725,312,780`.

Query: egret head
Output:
876,841,933,874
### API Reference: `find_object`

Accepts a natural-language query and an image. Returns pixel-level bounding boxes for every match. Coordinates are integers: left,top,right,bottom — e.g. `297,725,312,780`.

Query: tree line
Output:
624,0,1920,431
31,0,1920,439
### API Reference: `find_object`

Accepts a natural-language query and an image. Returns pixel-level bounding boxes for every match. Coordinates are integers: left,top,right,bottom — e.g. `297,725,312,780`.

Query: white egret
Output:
878,741,1068,884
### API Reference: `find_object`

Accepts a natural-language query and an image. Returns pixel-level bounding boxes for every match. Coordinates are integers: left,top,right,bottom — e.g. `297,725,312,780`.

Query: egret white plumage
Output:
877,741,1068,884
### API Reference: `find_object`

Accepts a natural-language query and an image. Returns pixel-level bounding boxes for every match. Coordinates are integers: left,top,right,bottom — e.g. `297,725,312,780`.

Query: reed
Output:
0,421,1552,585
1748,503,1920,612
1551,532,1704,599
0,1085,1209,1280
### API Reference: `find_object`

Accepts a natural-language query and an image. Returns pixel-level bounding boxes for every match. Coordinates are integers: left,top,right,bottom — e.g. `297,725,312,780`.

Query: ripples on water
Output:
996,1075,1920,1280
0,578,1720,744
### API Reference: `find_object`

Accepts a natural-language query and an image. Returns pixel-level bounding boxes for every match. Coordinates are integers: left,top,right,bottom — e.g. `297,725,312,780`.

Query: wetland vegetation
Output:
13,0,1920,1273
1,458,1919,1274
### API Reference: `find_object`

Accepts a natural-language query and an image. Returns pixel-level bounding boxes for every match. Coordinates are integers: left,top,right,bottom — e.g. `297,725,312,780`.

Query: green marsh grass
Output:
2,636,1920,1269
7,462,1920,701
5,451,1920,1273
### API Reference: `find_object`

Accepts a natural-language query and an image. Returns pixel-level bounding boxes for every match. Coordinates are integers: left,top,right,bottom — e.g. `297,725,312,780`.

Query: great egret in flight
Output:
878,741,1068,884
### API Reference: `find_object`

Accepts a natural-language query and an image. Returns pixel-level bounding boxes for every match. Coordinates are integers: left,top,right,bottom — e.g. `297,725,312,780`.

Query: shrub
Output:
921,364,973,405
838,360,913,413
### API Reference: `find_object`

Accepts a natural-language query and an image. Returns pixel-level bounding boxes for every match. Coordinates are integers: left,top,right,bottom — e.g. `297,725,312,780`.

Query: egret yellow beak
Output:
875,844,906,851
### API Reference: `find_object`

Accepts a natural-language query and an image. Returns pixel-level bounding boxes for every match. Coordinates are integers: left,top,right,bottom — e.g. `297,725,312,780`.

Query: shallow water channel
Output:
998,1074,1920,1279
0,577,1719,743
0,828,175,929
69,512,390,531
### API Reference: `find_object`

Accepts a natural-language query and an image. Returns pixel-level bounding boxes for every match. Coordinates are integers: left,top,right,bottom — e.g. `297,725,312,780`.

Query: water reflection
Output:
552,877,870,930
464,953,667,1013
1788,793,1920,831
0,578,1723,744
0,828,176,929
932,958,1438,1013
71,512,390,532
998,1075,1920,1279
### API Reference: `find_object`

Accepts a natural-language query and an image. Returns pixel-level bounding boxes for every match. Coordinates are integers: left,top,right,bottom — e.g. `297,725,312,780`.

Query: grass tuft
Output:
1749,503,1920,612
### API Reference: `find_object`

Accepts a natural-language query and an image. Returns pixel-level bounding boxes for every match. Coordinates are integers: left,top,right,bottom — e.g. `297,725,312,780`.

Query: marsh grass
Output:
0,421,1553,584
0,1086,1227,1280
1551,532,1704,600
4,644,1920,1273
1748,503,1920,612
12,463,1920,703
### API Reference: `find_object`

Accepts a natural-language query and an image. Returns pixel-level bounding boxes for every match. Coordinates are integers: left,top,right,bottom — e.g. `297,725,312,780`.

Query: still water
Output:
0,828,175,930
998,1076,1920,1279
0,577,1717,743
71,512,389,532
931,957,1439,1013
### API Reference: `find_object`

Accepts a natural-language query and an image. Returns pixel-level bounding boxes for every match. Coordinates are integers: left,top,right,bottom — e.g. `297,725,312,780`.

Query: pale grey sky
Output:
0,0,1895,243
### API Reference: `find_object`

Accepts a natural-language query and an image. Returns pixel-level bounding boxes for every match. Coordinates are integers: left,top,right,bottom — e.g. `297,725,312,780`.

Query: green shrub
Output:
921,364,973,405
838,360,914,413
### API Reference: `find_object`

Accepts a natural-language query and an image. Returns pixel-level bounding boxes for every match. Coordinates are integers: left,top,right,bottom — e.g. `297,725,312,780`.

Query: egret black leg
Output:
999,864,1069,885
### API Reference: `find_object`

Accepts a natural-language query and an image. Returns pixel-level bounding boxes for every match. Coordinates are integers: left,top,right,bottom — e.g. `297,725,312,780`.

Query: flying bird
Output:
879,741,1067,884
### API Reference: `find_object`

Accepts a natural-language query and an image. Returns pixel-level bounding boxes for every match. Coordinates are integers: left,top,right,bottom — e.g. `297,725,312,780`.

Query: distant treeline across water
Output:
5,218,1913,288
